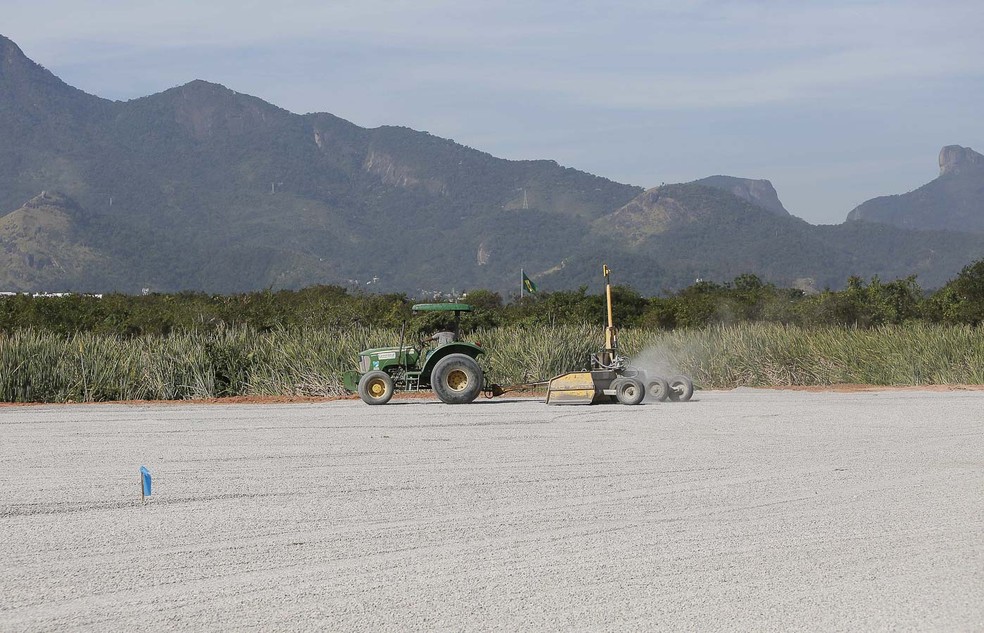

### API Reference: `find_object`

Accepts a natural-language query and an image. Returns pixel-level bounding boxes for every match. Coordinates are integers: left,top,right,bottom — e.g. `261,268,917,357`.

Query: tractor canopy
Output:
411,303,472,350
411,303,472,312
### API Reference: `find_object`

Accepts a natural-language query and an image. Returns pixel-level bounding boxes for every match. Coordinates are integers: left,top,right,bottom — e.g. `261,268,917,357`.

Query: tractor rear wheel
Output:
614,377,645,405
358,370,395,405
647,377,670,402
432,354,483,404
668,375,694,402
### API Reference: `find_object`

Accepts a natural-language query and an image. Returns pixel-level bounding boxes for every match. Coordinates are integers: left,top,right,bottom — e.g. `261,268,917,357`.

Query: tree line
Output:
2,260,984,336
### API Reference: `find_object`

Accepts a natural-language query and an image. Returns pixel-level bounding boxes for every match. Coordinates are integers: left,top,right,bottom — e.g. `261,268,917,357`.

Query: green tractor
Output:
342,303,496,405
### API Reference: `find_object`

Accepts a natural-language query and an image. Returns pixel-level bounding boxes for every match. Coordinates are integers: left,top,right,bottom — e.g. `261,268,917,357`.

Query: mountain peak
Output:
847,144,984,232
147,78,287,115
939,145,984,176
147,79,239,103
0,33,26,60
0,190,106,291
0,33,106,115
23,190,82,212
1,33,47,79
176,79,233,93
691,175,790,216
597,181,790,246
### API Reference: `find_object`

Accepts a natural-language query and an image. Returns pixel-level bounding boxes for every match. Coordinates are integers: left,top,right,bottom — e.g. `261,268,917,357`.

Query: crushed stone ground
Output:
2,390,982,631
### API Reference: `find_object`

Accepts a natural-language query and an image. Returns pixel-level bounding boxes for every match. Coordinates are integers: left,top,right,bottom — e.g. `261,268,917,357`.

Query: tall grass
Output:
0,327,394,402
619,323,984,388
2,323,983,402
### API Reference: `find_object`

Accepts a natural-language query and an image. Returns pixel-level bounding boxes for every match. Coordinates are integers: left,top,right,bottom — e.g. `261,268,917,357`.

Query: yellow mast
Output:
603,264,616,356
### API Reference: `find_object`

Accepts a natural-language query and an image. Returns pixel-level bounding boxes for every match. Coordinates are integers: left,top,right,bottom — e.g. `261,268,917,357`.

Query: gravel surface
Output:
2,390,982,632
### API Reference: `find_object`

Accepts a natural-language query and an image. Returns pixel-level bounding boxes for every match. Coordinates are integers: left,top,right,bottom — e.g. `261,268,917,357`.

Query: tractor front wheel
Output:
358,370,395,405
432,354,483,404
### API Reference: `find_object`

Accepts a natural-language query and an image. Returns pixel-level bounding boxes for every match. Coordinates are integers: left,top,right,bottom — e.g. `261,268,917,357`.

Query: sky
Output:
4,0,983,224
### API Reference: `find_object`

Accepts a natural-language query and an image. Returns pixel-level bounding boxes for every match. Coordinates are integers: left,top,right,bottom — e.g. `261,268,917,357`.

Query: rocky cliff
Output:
939,144,984,176
692,176,790,217
846,145,984,232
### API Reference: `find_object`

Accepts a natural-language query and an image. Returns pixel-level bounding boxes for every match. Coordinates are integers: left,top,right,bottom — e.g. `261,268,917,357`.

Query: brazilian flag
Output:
523,271,538,294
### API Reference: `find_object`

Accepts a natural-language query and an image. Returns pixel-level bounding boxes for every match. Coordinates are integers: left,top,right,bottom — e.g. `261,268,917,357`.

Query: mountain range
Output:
2,33,983,295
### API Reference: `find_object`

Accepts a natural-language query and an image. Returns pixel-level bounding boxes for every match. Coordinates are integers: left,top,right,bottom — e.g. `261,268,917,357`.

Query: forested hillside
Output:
2,33,984,295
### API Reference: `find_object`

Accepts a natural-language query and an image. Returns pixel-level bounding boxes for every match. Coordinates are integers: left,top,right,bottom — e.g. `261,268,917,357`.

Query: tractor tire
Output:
647,377,671,402
668,375,694,402
358,370,395,405
614,377,645,405
432,354,483,404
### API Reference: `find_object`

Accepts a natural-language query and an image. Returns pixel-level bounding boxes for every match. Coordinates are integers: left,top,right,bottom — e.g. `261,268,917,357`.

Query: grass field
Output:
2,323,984,402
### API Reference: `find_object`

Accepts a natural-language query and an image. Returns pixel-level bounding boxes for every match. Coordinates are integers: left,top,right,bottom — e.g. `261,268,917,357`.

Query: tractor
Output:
343,266,693,406
342,303,497,405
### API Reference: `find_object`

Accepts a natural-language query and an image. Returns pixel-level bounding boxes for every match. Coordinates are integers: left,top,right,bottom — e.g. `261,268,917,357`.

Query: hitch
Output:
483,380,550,399
484,384,506,398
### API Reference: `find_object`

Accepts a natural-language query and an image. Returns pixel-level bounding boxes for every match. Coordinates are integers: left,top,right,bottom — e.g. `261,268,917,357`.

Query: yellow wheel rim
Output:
447,369,468,391
368,379,386,397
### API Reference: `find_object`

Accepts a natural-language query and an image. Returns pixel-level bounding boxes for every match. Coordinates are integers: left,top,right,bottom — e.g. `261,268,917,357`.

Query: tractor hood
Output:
358,346,416,357
358,346,420,373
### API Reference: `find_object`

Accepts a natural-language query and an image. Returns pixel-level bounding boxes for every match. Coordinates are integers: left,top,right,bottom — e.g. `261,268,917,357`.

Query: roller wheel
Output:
668,375,694,402
432,354,483,404
614,377,645,405
609,377,626,401
358,370,395,405
647,377,670,402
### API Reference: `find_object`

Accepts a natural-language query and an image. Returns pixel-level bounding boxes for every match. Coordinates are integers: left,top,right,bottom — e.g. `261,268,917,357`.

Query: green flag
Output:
523,271,538,294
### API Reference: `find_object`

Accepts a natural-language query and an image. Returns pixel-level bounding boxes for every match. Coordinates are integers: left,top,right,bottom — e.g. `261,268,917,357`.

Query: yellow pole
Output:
603,264,615,353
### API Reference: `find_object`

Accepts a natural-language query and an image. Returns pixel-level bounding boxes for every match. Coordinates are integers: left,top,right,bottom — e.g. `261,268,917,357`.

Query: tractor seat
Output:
432,330,456,346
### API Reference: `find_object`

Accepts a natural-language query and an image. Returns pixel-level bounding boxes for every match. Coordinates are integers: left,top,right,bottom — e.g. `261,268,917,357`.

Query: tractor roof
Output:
411,303,472,312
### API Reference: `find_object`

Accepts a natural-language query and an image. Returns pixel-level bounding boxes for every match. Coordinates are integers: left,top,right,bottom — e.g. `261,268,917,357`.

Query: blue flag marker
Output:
140,466,152,500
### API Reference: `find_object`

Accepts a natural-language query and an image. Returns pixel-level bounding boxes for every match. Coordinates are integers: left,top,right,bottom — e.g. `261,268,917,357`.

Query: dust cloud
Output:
627,344,689,382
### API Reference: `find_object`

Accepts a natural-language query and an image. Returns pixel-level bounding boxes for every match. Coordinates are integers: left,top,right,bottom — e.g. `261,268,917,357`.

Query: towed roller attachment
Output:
546,371,615,405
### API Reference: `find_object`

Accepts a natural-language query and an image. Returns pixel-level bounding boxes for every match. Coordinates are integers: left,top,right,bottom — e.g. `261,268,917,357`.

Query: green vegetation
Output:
2,261,984,402
5,259,983,336
3,322,984,403
0,327,368,402
0,286,412,336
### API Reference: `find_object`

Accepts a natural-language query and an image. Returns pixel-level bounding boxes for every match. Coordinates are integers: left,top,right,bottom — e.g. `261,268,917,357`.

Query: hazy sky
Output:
5,0,983,224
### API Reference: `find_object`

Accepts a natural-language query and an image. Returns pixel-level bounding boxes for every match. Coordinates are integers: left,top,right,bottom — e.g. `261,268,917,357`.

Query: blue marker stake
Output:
140,466,152,501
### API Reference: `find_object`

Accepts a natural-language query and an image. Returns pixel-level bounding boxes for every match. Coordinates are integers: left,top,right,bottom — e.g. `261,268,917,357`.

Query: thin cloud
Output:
11,0,983,112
